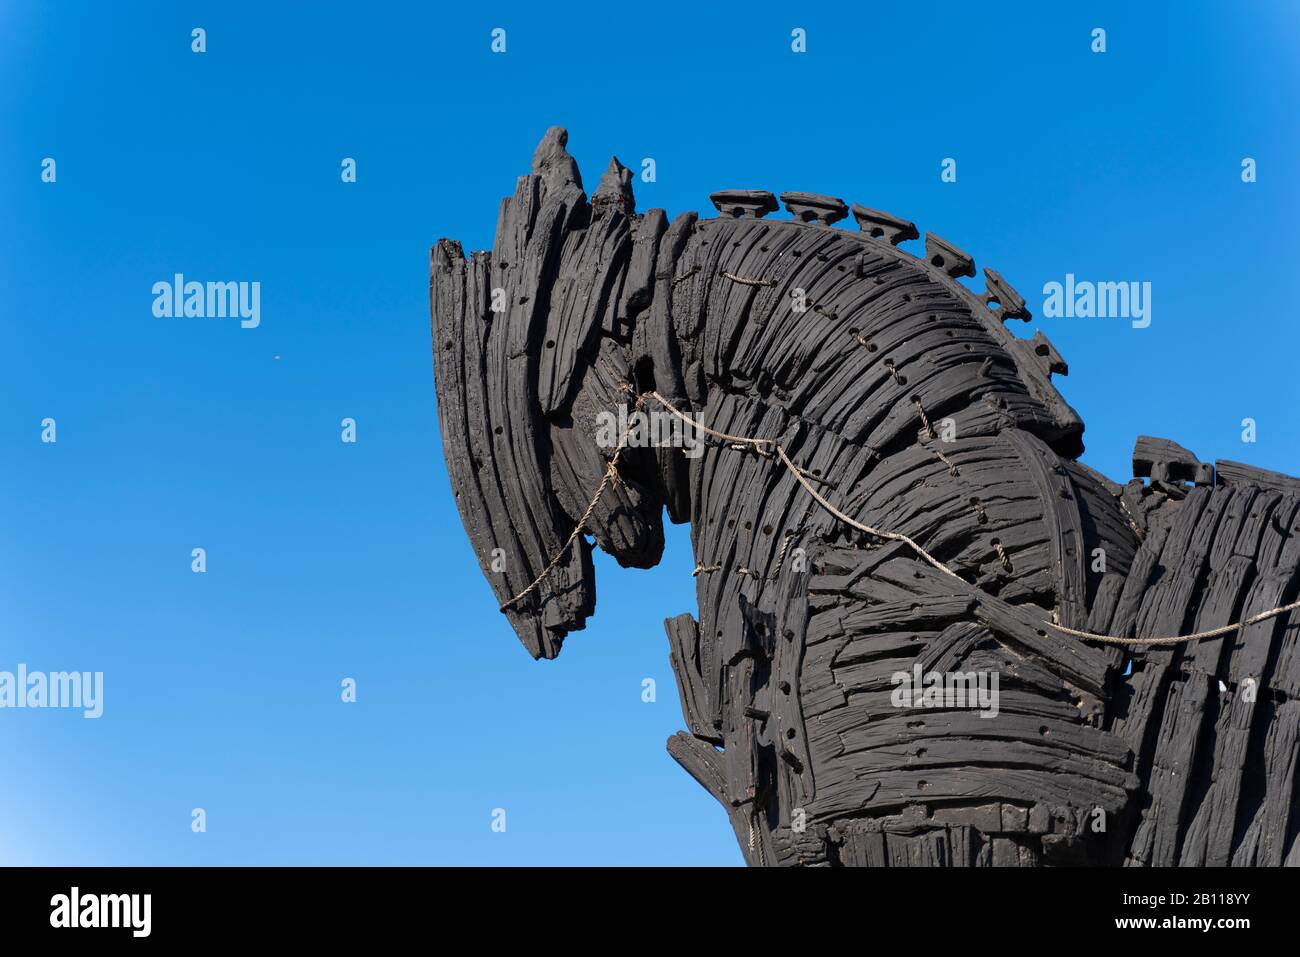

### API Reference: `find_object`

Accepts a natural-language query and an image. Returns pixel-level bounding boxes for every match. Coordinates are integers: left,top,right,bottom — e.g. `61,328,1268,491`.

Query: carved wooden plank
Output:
1215,458,1300,494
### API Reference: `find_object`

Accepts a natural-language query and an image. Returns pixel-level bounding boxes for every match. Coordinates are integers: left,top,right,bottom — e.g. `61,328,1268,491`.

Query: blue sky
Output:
1,2,1296,865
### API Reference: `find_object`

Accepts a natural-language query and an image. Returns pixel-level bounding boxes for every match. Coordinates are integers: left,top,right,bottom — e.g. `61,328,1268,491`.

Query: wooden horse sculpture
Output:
431,128,1300,866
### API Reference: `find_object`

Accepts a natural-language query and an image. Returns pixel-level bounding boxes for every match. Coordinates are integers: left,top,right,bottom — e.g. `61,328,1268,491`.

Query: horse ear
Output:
530,126,582,195
591,156,635,215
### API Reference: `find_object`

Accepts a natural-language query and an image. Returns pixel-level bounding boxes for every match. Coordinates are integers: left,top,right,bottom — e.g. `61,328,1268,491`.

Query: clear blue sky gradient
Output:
2,2,1297,865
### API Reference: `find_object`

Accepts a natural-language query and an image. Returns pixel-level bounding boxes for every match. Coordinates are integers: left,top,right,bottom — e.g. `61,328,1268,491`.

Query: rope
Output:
721,271,778,288
993,540,1013,573
933,447,960,477
505,388,1300,649
913,398,936,440
747,808,765,864
772,530,798,578
649,390,961,582
498,397,644,612
1048,601,1300,647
